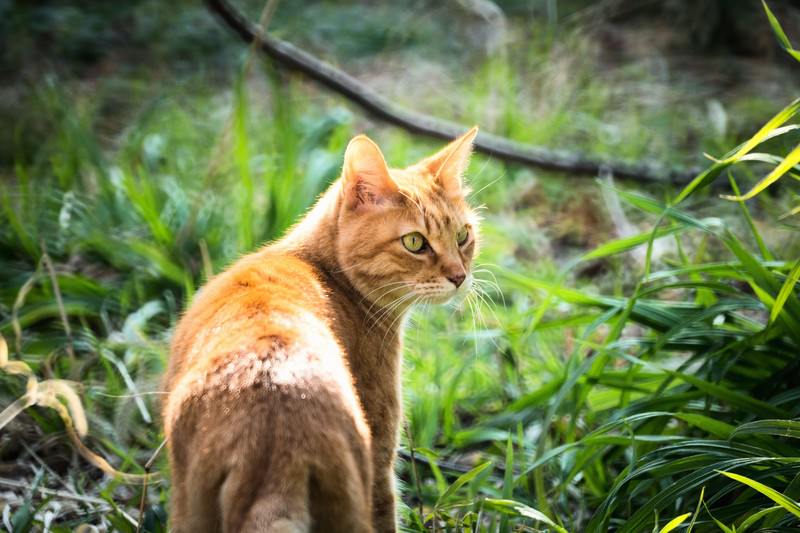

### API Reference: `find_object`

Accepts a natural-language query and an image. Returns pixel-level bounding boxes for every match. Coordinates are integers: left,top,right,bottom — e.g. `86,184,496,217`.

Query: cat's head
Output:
335,127,480,309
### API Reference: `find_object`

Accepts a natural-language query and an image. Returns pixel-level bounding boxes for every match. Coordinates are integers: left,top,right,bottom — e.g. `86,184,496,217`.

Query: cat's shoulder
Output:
201,247,322,298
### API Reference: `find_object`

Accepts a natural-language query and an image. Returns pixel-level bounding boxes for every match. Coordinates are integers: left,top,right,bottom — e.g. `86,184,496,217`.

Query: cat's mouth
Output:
412,275,472,305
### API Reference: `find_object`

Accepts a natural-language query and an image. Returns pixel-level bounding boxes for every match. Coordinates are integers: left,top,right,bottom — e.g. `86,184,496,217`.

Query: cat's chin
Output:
417,288,467,306
418,293,457,305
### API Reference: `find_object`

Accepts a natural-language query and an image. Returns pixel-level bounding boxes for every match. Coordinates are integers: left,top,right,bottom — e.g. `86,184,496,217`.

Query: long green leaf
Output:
674,97,800,203
763,0,800,62
770,259,800,323
580,224,689,262
718,470,800,518
732,419,800,440
739,505,783,532
721,143,800,201
481,499,568,533
436,461,493,507
658,512,691,533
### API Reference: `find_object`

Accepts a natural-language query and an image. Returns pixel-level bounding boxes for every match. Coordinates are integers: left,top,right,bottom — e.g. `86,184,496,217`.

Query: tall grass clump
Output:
0,59,353,528
393,4,800,531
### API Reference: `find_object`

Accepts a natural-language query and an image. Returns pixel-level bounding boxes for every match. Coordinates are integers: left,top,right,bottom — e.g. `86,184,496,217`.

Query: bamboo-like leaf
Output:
721,143,800,201
679,370,787,418
619,353,788,418
481,499,568,533
674,413,734,439
416,448,447,495
645,260,789,283
703,502,735,533
674,97,800,203
658,512,691,533
729,173,773,260
723,101,800,164
686,486,704,533
436,461,493,507
602,456,786,533
739,505,783,532
732,419,800,440
580,224,689,262
770,259,800,323
763,0,800,62
779,204,800,220
718,470,800,518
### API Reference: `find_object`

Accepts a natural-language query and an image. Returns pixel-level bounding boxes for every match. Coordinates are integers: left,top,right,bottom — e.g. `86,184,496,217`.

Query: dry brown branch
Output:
206,0,700,184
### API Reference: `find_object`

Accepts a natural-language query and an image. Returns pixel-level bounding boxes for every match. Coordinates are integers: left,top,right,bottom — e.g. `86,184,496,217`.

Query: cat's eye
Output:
402,232,427,253
456,226,469,246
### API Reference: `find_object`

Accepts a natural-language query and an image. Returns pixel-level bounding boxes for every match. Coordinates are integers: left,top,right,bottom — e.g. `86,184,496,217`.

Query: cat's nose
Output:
447,273,466,288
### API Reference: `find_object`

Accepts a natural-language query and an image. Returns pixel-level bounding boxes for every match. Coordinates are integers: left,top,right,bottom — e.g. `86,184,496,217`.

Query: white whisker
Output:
468,172,505,200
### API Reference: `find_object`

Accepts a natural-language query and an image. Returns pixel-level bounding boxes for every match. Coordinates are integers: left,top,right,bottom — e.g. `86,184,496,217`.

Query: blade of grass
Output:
674,97,800,203
435,461,493,508
731,419,800,440
763,0,800,62
728,173,773,260
480,498,568,533
658,512,691,533
770,259,800,323
718,470,800,518
499,436,514,532
721,143,800,201
686,486,704,533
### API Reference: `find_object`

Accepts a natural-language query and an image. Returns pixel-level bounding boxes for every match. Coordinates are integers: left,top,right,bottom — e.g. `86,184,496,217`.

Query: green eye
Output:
402,232,427,253
456,226,469,245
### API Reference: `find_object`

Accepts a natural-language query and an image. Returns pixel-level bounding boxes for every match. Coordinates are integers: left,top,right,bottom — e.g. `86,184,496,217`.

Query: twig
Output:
0,476,110,508
136,472,148,533
144,437,168,473
136,437,168,533
205,0,700,184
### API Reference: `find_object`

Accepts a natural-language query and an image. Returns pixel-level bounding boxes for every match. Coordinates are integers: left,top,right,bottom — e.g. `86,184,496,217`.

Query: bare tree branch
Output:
206,0,700,184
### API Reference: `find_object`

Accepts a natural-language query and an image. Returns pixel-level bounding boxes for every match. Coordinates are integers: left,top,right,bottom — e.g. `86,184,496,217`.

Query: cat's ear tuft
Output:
421,126,478,197
342,135,398,211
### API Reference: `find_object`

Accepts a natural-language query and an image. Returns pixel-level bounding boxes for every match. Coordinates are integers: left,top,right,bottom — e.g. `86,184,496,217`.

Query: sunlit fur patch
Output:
335,163,479,315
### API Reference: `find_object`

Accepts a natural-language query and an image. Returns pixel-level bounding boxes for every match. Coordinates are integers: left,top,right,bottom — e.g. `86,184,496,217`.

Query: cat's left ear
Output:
421,126,478,197
342,134,398,212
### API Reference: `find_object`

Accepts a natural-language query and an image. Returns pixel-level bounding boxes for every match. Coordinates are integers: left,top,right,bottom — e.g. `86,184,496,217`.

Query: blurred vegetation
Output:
1,0,800,531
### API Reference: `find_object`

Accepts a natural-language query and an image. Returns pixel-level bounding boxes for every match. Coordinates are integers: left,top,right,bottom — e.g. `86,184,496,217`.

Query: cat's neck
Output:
275,180,410,336
277,180,346,282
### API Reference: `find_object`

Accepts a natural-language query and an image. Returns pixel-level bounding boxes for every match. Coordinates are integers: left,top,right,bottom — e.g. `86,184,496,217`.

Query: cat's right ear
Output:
342,135,398,212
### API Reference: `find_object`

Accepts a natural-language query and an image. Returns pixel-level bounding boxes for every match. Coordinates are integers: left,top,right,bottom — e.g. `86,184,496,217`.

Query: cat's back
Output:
166,248,334,389
163,247,364,419
162,248,372,532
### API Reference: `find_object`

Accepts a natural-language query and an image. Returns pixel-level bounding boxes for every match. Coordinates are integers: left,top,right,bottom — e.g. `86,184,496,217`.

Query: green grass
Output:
2,2,800,531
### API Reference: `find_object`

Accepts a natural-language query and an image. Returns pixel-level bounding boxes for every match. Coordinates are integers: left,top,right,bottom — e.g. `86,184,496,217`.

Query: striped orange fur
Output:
163,127,480,532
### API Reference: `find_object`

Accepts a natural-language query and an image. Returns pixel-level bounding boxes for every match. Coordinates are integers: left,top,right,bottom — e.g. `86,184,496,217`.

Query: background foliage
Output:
1,0,800,531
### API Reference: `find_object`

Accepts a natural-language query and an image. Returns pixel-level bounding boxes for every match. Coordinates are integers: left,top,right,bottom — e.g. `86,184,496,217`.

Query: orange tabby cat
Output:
162,127,480,532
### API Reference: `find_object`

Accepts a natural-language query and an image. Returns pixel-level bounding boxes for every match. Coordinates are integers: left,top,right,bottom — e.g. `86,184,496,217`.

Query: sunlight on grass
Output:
1,1,800,531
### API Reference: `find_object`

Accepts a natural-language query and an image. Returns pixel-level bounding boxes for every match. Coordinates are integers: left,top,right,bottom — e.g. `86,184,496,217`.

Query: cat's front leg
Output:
368,407,400,532
372,452,398,533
